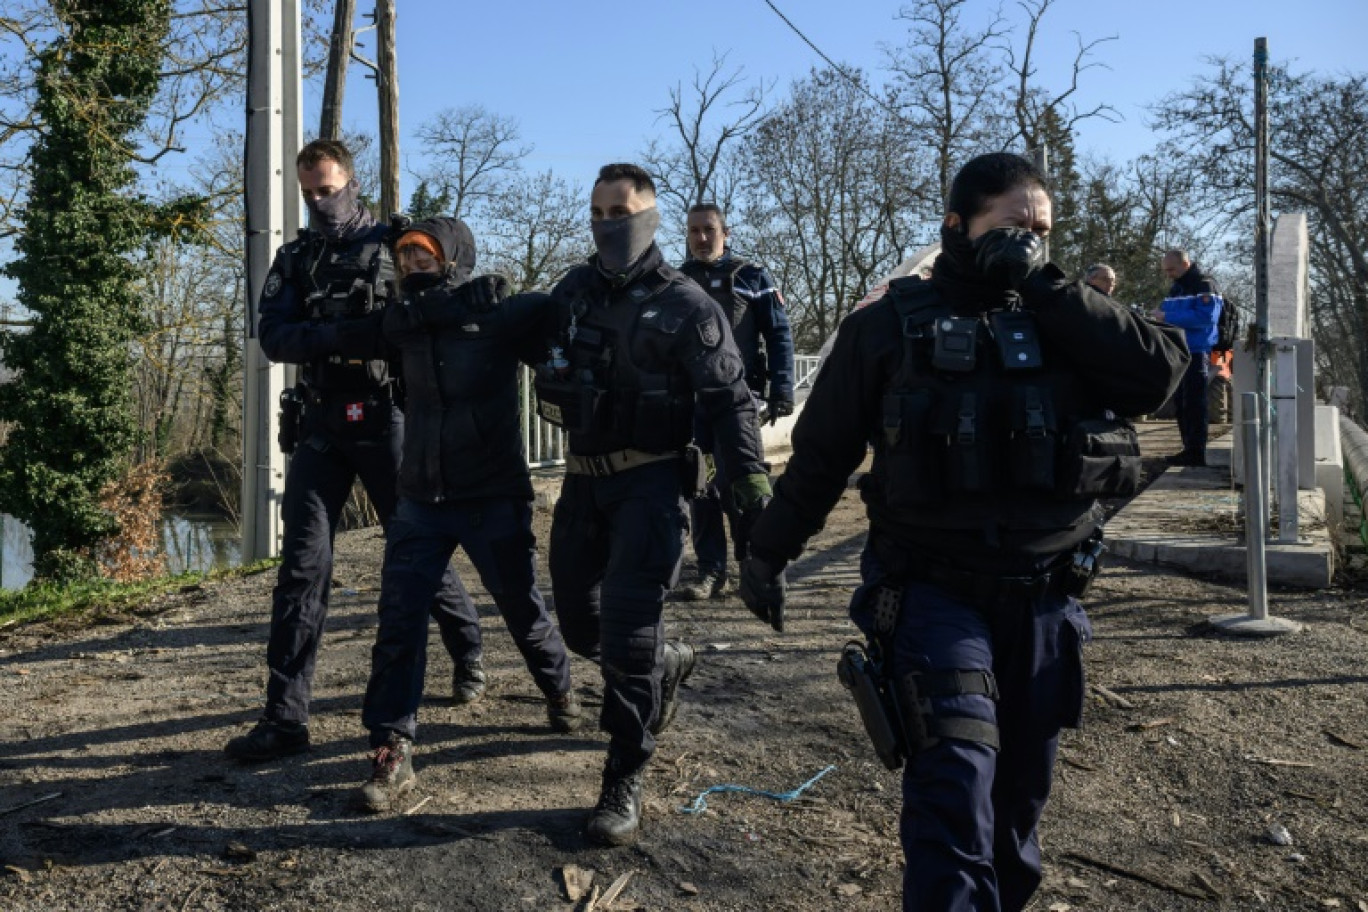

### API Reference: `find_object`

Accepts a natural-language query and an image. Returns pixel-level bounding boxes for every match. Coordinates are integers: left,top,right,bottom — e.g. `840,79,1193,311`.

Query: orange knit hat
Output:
394,230,444,263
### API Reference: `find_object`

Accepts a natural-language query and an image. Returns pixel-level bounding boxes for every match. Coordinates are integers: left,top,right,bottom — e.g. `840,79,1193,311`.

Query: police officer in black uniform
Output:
225,140,483,762
536,163,770,845
676,203,795,601
355,217,581,812
740,153,1188,910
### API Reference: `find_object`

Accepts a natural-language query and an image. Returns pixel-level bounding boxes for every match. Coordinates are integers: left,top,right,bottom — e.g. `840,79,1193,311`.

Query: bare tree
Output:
641,52,768,237
1154,61,1368,412
411,104,531,219
481,169,589,292
742,67,932,350
885,0,1010,205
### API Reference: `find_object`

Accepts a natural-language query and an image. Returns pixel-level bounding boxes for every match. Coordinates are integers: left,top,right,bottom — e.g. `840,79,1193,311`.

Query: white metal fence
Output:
519,352,824,467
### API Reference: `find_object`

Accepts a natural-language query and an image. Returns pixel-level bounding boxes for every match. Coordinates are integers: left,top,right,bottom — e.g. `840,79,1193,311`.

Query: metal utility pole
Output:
243,0,303,562
319,0,357,141
1253,37,1273,509
376,0,400,217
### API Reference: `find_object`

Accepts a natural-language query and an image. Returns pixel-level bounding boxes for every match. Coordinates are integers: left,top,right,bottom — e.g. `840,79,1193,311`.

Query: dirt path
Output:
1,424,1366,911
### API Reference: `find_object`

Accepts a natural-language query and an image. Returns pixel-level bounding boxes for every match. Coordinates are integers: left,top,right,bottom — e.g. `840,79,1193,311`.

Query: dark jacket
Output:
382,217,547,503
679,249,795,401
1169,262,1219,299
750,264,1190,574
547,246,766,483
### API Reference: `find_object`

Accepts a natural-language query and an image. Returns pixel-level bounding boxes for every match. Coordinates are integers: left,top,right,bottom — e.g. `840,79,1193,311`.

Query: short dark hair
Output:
594,163,656,196
687,202,727,230
946,152,1049,223
297,139,354,177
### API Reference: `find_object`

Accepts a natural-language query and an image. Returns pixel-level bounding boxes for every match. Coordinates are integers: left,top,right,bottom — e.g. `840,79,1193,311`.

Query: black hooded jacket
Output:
382,217,551,503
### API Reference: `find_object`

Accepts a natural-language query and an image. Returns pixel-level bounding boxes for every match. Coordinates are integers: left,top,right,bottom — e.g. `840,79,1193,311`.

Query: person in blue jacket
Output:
1160,248,1221,466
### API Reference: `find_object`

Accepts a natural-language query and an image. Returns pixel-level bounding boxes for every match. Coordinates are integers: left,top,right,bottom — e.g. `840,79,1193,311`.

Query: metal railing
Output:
518,352,824,468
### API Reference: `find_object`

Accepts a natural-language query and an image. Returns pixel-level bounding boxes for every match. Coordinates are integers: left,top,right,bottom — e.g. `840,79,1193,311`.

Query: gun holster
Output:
277,384,306,455
837,640,908,770
679,444,708,499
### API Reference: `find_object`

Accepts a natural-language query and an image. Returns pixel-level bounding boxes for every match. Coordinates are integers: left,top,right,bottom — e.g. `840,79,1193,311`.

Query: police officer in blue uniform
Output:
225,140,483,762
740,153,1188,910
676,203,795,601
536,164,770,845
1160,248,1221,466
355,217,581,812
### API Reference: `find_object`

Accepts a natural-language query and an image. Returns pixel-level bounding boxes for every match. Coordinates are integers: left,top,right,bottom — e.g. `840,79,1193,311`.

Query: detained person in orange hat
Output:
355,217,580,812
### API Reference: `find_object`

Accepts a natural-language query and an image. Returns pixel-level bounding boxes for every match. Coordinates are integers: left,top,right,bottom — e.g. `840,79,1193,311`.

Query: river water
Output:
0,512,242,589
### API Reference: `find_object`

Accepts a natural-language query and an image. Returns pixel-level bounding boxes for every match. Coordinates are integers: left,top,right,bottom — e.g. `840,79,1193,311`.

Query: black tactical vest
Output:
287,228,395,394
680,257,763,391
535,267,695,454
866,277,1139,533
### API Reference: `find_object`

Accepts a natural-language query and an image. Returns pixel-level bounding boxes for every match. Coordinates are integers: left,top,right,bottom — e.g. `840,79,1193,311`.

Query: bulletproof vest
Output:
868,277,1139,534
681,257,763,390
535,266,695,453
290,227,394,394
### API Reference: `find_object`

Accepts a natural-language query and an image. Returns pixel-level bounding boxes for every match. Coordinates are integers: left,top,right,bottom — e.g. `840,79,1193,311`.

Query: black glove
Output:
972,227,1047,291
458,274,511,312
739,556,786,632
767,397,794,426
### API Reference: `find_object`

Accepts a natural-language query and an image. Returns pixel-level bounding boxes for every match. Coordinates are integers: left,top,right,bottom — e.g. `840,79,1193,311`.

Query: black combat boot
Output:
547,690,584,733
356,734,415,814
223,719,310,761
651,641,697,735
452,659,487,706
585,752,646,846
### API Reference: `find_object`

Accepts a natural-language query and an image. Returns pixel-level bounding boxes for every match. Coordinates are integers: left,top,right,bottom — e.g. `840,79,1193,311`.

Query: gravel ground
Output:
1,422,1365,911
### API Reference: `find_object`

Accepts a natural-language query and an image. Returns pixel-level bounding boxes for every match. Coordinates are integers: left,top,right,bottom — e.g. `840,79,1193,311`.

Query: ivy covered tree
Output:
0,0,175,581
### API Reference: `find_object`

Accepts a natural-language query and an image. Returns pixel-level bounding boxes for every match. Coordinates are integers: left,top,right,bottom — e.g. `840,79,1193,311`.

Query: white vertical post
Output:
1273,342,1300,543
242,0,302,562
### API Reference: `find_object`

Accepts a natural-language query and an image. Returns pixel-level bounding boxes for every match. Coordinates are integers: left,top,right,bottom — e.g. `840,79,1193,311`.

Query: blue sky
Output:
287,0,1367,200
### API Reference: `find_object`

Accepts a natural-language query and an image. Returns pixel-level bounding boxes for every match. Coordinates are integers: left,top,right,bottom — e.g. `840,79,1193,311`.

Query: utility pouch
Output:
931,316,978,372
323,391,390,441
1008,385,1057,490
277,385,305,455
534,371,601,434
942,391,991,493
837,641,906,770
632,373,687,452
1057,416,1141,498
679,444,708,498
879,388,943,506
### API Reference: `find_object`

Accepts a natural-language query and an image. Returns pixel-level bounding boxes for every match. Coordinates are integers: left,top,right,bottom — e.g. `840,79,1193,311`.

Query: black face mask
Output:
400,270,443,296
305,179,362,237
971,227,1047,290
591,207,661,276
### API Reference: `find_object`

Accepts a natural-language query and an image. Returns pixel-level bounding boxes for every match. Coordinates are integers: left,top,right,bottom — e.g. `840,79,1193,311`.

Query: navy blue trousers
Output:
363,497,572,746
852,546,1091,912
1174,353,1210,460
548,461,688,764
264,416,481,727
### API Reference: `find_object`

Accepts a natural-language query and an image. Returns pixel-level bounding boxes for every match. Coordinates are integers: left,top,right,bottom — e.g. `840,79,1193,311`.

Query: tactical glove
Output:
458,274,511,312
972,227,1047,291
335,311,384,360
730,473,773,512
739,556,786,632
766,397,794,426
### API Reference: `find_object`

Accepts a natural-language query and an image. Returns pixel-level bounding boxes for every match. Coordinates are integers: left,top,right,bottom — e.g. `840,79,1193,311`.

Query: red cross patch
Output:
345,402,364,422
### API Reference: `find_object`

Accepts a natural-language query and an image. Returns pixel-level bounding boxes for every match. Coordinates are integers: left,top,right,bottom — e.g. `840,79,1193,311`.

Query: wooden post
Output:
376,0,399,218
319,0,356,141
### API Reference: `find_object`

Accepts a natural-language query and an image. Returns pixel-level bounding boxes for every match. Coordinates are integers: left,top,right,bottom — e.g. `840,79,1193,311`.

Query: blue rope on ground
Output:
677,764,837,815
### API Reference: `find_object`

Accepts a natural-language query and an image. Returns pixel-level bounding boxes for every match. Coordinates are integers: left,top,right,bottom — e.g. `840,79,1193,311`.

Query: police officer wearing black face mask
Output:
676,203,795,602
536,163,769,846
225,140,484,762
740,153,1188,911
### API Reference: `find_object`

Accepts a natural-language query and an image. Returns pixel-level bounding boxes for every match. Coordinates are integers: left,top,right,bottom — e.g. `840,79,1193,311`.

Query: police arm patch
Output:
697,316,721,348
263,269,283,298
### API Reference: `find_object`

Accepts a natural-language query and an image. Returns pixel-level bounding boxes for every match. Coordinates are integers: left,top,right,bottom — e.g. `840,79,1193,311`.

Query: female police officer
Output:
741,153,1188,910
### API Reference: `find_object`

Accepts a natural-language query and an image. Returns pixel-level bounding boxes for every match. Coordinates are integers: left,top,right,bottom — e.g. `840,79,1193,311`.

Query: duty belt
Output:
910,559,1067,609
565,448,679,477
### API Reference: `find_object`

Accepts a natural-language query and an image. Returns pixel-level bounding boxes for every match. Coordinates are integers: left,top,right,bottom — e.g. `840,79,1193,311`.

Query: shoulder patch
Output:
697,316,721,348
263,270,283,298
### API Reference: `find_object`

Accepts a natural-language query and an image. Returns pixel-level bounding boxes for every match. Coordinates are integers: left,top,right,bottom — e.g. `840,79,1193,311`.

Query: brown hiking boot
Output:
356,735,415,814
